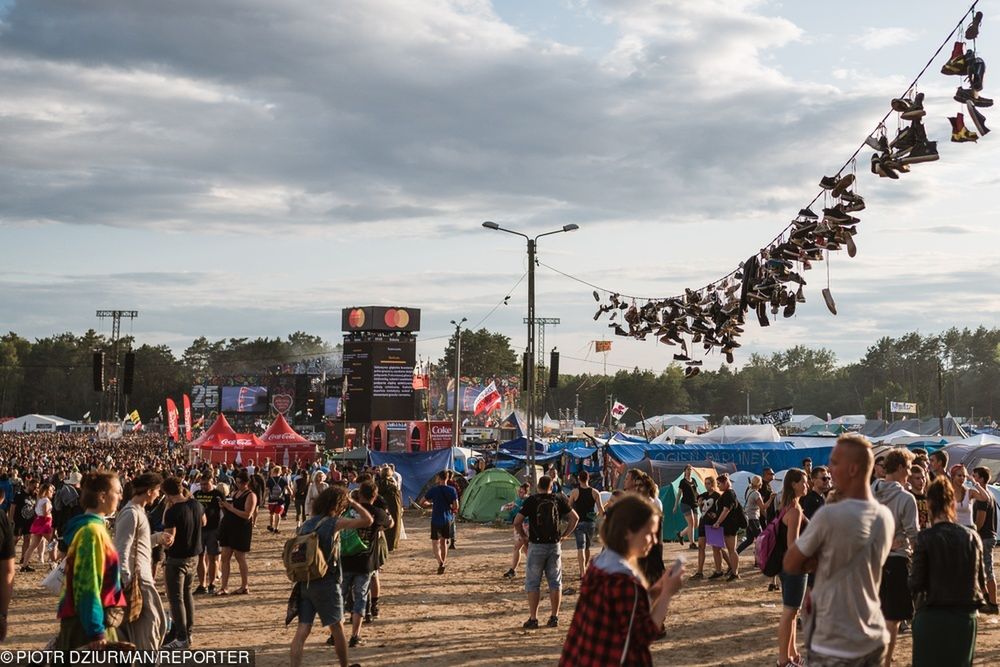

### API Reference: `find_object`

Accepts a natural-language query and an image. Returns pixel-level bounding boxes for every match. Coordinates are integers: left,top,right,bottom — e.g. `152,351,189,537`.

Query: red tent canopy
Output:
259,414,314,446
189,413,237,449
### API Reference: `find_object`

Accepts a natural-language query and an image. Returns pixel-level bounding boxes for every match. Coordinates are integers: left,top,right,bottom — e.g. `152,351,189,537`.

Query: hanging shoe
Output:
795,285,806,303
899,141,939,164
950,113,979,142
969,57,986,91
831,174,855,198
840,191,865,212
871,153,899,179
941,42,968,75
900,92,926,120
822,288,837,315
864,134,883,151
889,126,915,153
966,11,983,40
966,103,990,136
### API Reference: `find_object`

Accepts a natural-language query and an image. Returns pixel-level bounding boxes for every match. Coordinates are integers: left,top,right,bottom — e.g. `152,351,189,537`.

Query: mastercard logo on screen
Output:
348,309,366,328
383,309,410,328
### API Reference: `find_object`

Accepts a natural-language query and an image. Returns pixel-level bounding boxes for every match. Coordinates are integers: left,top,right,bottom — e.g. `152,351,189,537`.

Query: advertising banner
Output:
890,401,917,414
182,394,192,441
166,398,179,441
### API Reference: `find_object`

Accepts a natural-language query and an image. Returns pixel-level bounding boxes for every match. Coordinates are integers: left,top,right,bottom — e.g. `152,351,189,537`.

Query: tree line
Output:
3,326,1000,428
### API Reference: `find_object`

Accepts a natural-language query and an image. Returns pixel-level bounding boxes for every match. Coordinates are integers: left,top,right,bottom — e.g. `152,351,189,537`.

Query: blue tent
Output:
643,442,833,474
500,436,549,453
368,448,454,506
607,443,677,464
497,449,563,463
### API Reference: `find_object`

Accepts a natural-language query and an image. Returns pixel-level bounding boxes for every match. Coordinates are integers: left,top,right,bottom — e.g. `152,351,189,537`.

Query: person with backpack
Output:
288,485,372,667
266,466,290,534
514,475,579,630
972,465,998,614
773,468,808,667
52,471,82,540
736,475,766,555
292,467,309,529
10,476,36,567
340,480,393,647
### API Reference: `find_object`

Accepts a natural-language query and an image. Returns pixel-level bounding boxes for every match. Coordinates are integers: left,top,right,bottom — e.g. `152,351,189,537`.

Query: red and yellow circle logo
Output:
348,309,366,328
384,308,409,328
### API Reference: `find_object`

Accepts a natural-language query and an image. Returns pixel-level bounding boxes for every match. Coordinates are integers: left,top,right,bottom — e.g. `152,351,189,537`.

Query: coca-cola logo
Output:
431,425,451,435
272,394,293,414
272,432,298,441
221,438,255,447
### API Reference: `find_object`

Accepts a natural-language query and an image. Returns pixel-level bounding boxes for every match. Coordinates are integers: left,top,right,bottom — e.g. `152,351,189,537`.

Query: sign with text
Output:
759,406,793,425
342,339,416,422
890,401,917,414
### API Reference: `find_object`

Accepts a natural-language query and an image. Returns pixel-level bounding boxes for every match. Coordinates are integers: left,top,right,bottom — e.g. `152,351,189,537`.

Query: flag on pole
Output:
473,382,503,415
81,411,91,421
182,394,193,441
128,409,143,432
165,399,179,441
611,401,629,422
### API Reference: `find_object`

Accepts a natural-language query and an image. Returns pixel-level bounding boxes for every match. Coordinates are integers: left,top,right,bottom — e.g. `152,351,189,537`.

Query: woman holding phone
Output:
560,492,683,667
948,465,990,528
216,470,256,595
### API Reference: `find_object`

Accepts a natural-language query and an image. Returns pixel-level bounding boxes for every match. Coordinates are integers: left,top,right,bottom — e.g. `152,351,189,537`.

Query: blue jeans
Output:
300,574,344,627
525,542,562,593
341,571,372,617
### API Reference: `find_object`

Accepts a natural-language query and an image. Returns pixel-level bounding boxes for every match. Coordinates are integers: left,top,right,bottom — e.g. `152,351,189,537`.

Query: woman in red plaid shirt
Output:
560,493,683,666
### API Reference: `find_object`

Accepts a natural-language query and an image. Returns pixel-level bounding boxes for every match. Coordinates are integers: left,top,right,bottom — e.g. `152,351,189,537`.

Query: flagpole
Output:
451,319,466,449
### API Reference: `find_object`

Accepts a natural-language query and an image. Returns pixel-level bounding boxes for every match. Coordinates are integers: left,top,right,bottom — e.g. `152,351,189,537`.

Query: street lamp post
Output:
482,221,579,489
450,318,467,449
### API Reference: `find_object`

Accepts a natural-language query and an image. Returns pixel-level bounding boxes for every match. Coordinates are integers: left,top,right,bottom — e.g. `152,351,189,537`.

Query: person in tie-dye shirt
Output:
55,472,126,649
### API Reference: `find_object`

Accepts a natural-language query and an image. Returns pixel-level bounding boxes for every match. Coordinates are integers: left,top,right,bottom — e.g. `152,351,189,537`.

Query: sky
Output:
1,0,998,376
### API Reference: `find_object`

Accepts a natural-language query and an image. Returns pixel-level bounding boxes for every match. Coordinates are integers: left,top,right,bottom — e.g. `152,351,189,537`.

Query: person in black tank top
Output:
217,471,256,595
672,465,698,548
568,471,604,580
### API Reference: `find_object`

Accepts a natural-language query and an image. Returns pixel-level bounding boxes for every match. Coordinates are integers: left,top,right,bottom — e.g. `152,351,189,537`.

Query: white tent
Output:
729,470,756,502
650,425,697,444
874,429,920,444
786,414,825,430
829,414,867,425
1,414,73,432
950,433,1000,447
685,424,781,444
634,414,708,430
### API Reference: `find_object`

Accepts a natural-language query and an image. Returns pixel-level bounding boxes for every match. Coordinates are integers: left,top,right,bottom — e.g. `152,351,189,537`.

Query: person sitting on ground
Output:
559,493,683,667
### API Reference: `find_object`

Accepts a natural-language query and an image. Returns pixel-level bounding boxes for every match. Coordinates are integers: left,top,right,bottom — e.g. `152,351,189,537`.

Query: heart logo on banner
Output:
272,394,293,414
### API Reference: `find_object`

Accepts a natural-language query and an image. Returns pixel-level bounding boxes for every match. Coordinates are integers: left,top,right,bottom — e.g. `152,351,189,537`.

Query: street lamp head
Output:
562,224,579,232
482,221,499,230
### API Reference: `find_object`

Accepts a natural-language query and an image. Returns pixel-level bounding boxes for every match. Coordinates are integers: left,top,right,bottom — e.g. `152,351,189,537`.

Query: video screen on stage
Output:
221,386,269,413
342,340,415,422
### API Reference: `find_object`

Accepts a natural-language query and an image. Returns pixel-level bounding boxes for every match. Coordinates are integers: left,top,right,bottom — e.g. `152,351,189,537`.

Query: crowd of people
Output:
0,430,997,666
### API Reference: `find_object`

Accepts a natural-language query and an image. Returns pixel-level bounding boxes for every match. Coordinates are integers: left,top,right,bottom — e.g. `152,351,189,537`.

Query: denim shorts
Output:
574,521,595,550
983,537,996,580
341,570,372,616
525,542,562,593
780,570,807,610
679,502,695,515
299,575,344,627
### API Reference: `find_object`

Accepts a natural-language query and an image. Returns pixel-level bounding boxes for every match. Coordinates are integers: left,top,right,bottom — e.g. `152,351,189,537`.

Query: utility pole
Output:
938,359,945,436
96,309,138,421
450,318,466,448
524,316,559,424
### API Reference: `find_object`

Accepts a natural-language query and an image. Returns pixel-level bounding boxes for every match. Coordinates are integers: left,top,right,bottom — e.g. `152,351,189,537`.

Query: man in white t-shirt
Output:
784,433,893,667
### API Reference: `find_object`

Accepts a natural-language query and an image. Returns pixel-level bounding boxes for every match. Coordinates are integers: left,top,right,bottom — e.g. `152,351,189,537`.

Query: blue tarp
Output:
500,436,549,453
608,432,649,444
643,442,833,474
497,449,563,463
607,443,677,464
565,446,597,460
368,448,454,506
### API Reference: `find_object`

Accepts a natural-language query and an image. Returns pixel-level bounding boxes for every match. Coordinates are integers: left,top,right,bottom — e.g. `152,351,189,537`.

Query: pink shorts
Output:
30,516,53,535
268,502,286,516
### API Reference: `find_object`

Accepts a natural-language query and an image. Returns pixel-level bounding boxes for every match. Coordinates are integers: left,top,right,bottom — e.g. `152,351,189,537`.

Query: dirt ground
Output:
8,512,1000,666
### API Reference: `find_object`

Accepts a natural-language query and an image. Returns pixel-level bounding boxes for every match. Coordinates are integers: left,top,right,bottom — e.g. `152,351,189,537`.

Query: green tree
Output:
439,328,518,380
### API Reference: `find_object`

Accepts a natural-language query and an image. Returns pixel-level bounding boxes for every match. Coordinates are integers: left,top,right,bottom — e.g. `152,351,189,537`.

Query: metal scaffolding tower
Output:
96,309,138,421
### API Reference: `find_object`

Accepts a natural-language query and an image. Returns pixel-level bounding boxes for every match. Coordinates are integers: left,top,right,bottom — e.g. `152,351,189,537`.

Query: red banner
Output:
166,398,180,441
182,394,193,441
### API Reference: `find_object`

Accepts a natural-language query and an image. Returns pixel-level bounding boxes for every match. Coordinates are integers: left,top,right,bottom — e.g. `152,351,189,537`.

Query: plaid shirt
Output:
560,561,659,667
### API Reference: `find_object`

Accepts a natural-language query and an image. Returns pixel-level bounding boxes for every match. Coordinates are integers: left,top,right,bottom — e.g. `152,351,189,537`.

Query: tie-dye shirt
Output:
57,513,126,640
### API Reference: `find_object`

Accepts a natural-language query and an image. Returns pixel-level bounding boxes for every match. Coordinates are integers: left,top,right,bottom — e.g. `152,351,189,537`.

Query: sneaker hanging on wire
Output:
966,11,983,40
949,112,979,142
965,102,990,136
942,41,968,75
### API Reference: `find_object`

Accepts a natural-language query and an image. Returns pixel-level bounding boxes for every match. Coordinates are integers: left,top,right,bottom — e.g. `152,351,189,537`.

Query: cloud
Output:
851,27,919,51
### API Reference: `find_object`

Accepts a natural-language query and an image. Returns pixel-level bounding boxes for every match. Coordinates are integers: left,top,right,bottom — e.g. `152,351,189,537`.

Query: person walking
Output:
421,471,459,575
217,470,256,596
774,468,808,667
872,449,919,667
340,480,392,648
908,477,987,667
193,473,225,595
514,475,578,629
559,493,684,667
114,472,170,650
266,466,290,534
161,476,205,649
736,475,766,555
21,482,54,570
673,465,698,548
0,485,15,642
289,486,373,667
55,472,127,650
711,474,742,581
568,470,604,581
972,465,998,613
304,471,328,517
800,466,830,520
784,434,894,667
690,477,722,580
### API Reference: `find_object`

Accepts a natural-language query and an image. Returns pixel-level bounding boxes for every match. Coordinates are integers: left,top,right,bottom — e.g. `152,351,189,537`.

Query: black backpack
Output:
532,494,562,543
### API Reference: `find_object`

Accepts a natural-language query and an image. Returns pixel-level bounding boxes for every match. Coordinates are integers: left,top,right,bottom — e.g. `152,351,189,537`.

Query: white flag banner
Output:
611,401,629,421
890,401,917,414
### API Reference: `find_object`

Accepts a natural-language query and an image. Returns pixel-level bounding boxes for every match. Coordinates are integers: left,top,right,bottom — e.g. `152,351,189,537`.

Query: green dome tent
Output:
659,467,714,541
459,468,521,522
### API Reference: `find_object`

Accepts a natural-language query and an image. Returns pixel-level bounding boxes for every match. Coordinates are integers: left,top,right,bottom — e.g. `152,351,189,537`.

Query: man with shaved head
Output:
784,434,894,667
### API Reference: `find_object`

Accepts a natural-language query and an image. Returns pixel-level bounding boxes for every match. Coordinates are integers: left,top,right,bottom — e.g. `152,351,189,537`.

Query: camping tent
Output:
459,468,521,522
685,425,781,444
650,426,696,444
642,441,833,474
368,448,454,506
786,415,825,431
873,429,920,443
660,467,714,541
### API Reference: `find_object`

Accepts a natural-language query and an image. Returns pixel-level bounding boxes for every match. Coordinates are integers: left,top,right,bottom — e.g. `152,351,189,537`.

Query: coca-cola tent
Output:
258,414,318,466
190,414,268,464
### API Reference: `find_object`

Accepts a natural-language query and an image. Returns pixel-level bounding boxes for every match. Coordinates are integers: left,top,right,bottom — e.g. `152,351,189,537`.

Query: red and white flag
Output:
611,401,629,421
473,382,503,415
182,394,193,442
